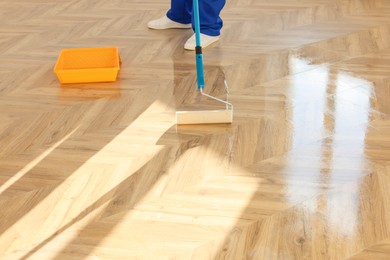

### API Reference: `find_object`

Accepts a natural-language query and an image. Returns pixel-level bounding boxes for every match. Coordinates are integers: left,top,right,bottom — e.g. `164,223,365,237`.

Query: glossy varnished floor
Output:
1,0,390,259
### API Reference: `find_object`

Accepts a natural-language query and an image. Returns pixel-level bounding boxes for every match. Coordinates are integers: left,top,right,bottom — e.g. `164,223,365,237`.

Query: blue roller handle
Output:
193,0,205,90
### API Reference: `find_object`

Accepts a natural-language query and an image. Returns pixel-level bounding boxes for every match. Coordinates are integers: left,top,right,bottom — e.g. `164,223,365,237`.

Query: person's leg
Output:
184,0,226,50
167,0,192,24
195,0,226,36
148,0,226,49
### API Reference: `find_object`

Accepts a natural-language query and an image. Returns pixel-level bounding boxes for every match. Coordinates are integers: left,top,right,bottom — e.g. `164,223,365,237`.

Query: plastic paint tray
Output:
54,47,120,84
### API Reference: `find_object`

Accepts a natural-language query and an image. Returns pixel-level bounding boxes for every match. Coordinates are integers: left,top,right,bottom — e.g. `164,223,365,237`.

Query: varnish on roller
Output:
175,0,233,125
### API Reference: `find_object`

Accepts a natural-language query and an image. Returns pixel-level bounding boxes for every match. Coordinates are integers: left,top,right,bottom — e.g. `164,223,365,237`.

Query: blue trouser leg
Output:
166,0,192,24
193,0,225,36
166,0,226,36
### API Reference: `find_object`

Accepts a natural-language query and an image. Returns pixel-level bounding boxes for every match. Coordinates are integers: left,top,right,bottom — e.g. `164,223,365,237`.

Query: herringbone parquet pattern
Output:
1,0,390,259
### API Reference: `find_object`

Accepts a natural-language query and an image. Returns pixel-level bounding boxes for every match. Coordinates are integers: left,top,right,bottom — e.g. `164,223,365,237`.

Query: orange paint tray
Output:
54,47,120,84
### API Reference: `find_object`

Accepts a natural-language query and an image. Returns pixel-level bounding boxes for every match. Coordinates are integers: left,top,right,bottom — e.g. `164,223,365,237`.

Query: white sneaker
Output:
184,33,220,50
148,16,192,30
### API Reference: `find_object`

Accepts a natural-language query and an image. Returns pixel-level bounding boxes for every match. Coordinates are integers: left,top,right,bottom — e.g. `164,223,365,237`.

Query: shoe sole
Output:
148,24,192,30
184,37,220,51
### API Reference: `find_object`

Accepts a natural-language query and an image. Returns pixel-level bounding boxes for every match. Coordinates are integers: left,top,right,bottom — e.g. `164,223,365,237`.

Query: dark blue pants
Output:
166,0,226,36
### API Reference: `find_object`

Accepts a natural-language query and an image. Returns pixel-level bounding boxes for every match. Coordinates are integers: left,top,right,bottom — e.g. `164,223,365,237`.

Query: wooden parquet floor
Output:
1,0,390,259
